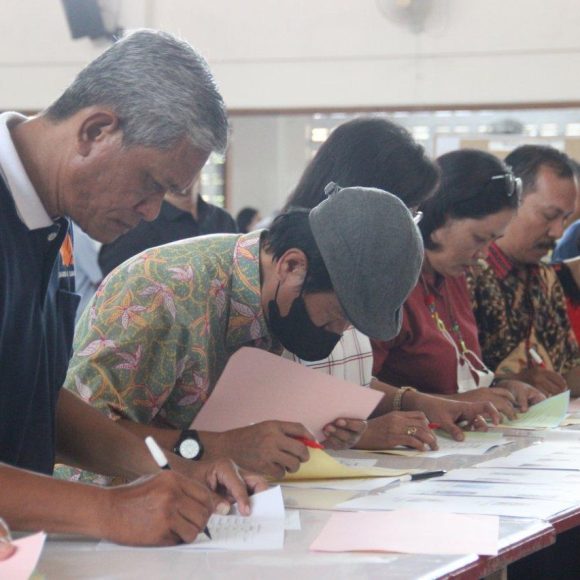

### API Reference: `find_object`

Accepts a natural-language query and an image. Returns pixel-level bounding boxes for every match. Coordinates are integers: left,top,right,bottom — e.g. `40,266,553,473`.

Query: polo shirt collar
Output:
0,112,53,230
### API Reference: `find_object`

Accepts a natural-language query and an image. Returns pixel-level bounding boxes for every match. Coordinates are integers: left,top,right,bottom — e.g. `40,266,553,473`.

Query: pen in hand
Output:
529,347,546,369
144,436,212,540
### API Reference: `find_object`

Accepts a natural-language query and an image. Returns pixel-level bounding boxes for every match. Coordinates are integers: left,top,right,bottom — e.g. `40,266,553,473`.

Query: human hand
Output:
321,418,367,450
204,421,313,479
355,411,437,451
493,379,546,412
413,392,501,440
185,458,268,516
512,368,568,397
454,387,519,420
101,470,216,546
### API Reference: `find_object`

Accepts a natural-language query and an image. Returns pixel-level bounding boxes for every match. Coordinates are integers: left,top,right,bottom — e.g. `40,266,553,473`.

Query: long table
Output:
35,429,580,579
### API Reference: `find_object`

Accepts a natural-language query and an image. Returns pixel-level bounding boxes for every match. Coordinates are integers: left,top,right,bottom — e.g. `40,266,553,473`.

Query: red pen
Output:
295,436,324,449
428,423,441,430
529,347,546,368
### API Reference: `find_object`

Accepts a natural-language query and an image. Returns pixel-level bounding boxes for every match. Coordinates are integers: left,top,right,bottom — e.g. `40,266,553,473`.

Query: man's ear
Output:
276,248,308,290
77,110,121,157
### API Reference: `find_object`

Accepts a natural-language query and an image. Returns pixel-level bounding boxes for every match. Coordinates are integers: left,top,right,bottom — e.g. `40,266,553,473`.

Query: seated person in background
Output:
72,222,103,323
551,159,580,262
99,175,236,276
236,206,262,233
64,184,423,479
468,145,580,397
373,149,545,419
283,118,502,451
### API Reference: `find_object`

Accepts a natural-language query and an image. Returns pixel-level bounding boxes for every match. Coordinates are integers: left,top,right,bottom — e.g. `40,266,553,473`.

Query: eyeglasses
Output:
412,210,423,225
486,172,523,205
0,518,16,561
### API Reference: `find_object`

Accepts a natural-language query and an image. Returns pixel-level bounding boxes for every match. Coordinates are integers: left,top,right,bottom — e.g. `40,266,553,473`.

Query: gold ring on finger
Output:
406,426,418,436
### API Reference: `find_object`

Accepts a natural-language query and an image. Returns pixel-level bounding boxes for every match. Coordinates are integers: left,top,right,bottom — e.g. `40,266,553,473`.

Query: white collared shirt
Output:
0,112,53,230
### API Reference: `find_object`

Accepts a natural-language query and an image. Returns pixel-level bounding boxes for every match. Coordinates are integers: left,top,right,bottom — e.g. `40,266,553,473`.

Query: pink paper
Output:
310,510,498,555
0,532,47,580
192,347,383,440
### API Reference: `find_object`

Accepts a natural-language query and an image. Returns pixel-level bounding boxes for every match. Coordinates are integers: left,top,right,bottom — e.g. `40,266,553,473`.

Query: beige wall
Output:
2,0,580,111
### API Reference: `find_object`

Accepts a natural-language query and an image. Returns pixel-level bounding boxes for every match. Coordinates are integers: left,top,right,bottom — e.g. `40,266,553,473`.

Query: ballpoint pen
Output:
294,436,325,449
529,347,546,369
145,436,212,540
399,470,447,482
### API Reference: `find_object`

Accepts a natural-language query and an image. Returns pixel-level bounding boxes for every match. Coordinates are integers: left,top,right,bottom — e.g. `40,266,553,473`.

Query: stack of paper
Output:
497,391,569,430
310,511,499,555
192,348,383,440
283,448,409,481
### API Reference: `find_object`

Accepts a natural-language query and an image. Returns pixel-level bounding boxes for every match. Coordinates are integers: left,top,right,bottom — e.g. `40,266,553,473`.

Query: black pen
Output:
400,470,447,482
145,436,212,540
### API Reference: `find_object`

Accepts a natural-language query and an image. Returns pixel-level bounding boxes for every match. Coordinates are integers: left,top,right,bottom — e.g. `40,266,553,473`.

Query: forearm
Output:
368,378,399,416
56,389,158,479
0,464,107,537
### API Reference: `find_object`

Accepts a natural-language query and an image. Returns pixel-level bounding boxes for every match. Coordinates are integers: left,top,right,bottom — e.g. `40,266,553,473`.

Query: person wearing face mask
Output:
372,149,545,418
61,183,423,480
281,117,503,452
468,145,580,397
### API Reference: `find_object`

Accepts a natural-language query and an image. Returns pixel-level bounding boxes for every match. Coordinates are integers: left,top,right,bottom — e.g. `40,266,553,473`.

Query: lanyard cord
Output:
421,274,469,355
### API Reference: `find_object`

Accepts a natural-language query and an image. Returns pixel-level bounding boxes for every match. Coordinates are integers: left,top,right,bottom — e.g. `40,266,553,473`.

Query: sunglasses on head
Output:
485,172,523,205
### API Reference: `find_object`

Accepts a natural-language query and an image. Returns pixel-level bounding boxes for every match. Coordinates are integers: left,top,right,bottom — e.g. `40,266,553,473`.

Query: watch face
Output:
179,438,201,460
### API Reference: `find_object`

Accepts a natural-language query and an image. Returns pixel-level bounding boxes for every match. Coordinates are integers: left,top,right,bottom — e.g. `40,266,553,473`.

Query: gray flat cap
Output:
309,182,423,341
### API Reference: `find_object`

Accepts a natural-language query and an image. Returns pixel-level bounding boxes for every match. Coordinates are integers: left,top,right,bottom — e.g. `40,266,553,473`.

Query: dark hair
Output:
283,117,439,211
236,207,259,233
263,210,332,293
505,145,575,194
419,149,518,250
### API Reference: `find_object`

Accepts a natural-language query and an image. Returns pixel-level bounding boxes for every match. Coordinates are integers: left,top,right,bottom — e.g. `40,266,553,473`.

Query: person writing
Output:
372,149,545,420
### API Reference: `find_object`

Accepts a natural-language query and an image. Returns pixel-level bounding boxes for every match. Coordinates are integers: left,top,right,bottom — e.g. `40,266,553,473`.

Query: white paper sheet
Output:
421,431,513,458
338,489,574,520
478,441,580,471
99,486,285,552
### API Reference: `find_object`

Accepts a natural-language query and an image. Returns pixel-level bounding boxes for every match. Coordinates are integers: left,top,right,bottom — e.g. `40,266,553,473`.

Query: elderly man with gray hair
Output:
0,29,266,547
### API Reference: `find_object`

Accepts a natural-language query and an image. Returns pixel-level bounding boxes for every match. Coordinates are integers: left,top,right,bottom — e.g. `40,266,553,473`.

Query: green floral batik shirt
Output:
65,230,280,432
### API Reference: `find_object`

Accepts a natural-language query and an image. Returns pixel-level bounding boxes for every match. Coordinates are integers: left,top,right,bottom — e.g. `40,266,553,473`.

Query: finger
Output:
279,421,317,440
280,436,311,462
241,471,269,495
399,435,430,451
174,501,211,544
333,418,368,435
490,387,517,404
204,463,252,515
496,399,517,421
479,402,501,425
538,380,562,397
277,450,303,474
546,371,568,390
515,389,529,413
440,421,465,441
530,390,546,405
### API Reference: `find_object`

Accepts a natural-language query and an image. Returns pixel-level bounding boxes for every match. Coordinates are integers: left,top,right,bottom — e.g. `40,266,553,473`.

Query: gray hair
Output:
45,29,228,153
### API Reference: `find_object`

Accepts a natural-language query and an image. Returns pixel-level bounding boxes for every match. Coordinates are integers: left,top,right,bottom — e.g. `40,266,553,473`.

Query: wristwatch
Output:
173,429,204,460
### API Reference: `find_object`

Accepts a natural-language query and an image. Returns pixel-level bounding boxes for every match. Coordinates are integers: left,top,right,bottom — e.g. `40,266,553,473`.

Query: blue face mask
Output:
268,283,342,362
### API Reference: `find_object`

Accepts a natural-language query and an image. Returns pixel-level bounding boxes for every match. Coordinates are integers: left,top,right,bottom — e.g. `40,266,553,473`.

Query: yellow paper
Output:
497,390,570,430
282,487,358,510
283,448,408,481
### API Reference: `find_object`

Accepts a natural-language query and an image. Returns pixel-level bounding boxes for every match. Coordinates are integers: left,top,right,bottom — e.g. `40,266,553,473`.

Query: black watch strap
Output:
173,429,204,460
